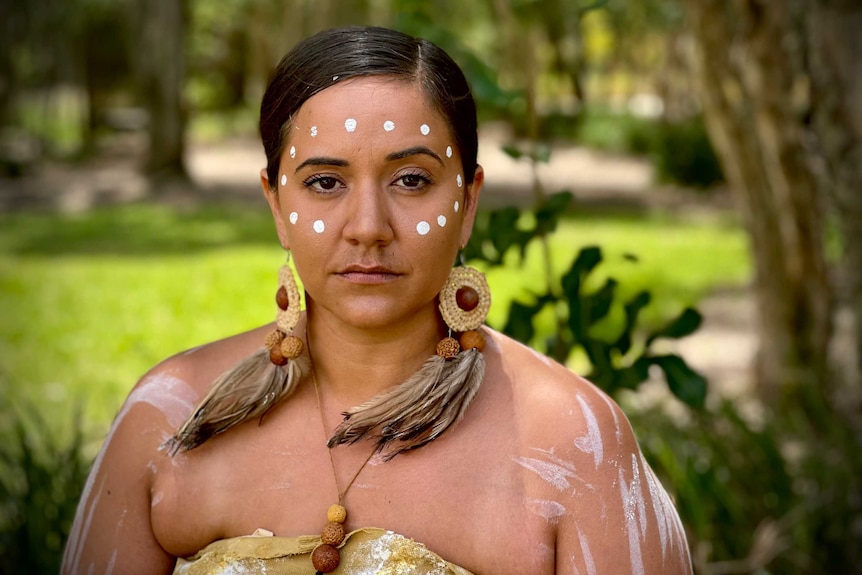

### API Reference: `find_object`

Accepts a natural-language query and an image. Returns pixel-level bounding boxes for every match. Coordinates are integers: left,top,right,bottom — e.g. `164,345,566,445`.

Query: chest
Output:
151,407,557,573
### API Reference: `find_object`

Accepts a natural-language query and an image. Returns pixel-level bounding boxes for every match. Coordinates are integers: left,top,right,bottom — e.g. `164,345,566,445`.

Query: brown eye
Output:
304,175,343,193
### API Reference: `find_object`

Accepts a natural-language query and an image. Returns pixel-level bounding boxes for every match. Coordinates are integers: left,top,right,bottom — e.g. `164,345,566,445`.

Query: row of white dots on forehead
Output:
287,200,460,236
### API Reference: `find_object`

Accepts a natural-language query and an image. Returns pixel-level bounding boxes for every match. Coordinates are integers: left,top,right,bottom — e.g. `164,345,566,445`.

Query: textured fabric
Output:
172,527,475,575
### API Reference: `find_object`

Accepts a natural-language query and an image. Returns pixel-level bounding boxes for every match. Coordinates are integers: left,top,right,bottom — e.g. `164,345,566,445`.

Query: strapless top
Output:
172,527,475,575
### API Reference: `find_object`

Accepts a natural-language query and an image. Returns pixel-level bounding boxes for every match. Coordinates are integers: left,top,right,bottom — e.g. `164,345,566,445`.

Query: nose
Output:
341,179,394,247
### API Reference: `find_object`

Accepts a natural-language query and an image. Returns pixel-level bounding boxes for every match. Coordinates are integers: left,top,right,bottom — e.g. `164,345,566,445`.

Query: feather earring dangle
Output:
165,254,309,455
327,259,491,459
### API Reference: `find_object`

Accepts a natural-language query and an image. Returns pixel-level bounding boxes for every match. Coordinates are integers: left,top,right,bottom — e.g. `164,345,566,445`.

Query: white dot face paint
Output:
417,221,431,235
446,146,453,158
454,200,460,213
280,174,287,187
420,124,430,135
383,120,395,132
437,215,447,227
313,220,325,234
290,145,296,158
345,118,357,132
310,126,318,137
456,174,463,187
289,212,298,225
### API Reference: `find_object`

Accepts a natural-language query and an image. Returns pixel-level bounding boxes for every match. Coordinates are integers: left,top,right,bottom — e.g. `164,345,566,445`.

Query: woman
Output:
63,26,691,575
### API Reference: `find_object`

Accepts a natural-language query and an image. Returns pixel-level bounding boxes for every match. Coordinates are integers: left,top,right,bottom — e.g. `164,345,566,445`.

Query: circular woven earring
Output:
265,254,304,365
437,264,491,358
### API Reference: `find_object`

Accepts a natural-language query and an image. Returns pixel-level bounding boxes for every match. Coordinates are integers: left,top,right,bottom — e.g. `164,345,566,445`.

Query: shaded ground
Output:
0,129,754,400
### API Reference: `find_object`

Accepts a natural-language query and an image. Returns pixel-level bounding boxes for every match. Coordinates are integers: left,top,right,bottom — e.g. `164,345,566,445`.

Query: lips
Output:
335,264,402,284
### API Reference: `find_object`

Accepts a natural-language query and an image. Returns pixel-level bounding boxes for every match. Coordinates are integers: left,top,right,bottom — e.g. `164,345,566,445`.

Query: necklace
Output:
310,360,376,574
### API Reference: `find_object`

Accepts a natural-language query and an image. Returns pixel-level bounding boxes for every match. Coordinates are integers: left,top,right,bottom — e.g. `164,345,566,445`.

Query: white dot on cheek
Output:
310,126,317,137
313,220,325,234
417,221,431,235
384,120,395,131
454,200,460,213
456,174,463,187
345,119,357,132
446,146,453,158
289,212,298,225
290,146,296,158
280,174,287,187
420,124,430,136
437,215,447,227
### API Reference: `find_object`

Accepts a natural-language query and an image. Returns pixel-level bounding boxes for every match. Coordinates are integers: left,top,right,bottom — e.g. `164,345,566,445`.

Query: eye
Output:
303,175,343,193
393,170,434,190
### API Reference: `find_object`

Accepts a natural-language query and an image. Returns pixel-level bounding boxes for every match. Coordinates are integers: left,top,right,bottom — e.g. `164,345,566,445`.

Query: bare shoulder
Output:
62,324,271,574
486,330,692,575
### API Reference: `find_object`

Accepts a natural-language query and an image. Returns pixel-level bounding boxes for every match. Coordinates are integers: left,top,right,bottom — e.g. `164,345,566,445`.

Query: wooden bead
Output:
276,286,290,311
264,329,286,350
327,504,347,524
269,346,288,366
455,286,479,311
311,544,340,573
280,335,303,359
459,330,486,352
436,337,461,359
321,521,345,545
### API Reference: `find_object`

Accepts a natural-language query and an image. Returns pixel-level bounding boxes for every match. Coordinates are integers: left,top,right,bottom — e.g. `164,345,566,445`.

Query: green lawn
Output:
0,202,749,443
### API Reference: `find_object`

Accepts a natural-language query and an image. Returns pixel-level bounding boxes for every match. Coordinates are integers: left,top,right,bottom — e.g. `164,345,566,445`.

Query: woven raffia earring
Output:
265,254,304,364
437,261,491,357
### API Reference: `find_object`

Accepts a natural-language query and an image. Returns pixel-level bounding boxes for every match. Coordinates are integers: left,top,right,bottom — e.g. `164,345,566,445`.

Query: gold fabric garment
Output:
172,527,475,575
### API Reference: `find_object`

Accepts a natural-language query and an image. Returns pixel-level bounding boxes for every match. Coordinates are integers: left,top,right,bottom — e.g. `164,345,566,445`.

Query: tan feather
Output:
164,348,309,454
328,349,485,458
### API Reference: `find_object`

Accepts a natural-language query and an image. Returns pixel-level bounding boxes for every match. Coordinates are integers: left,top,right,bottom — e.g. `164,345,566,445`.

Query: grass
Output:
0,202,750,441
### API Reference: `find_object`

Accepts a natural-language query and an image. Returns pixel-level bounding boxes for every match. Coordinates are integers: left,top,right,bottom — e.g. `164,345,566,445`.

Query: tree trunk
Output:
808,1,862,391
136,0,189,181
682,0,833,403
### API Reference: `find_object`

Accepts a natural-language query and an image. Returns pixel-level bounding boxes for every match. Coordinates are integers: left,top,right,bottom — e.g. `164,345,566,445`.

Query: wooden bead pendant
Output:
314,504,347,573
436,336,461,359
456,286,479,311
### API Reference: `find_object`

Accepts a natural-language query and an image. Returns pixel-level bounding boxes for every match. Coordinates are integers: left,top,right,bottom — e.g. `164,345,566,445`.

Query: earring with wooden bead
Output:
437,261,491,358
265,253,304,365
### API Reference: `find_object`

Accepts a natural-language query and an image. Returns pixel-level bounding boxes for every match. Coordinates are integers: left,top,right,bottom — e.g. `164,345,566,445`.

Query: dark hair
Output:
259,26,478,189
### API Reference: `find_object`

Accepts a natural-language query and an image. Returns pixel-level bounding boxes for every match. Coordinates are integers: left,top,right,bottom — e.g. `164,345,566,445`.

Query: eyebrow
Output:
386,146,444,165
294,157,349,173
294,146,445,173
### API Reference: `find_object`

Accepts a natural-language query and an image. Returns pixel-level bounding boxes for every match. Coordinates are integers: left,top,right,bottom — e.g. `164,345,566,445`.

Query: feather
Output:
328,349,485,459
164,348,309,455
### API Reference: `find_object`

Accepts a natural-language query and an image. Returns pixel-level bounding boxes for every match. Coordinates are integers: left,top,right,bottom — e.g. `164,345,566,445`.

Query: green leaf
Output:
651,354,708,408
561,245,602,296
534,191,573,236
503,300,546,344
533,143,552,163
615,290,651,354
611,356,652,392
584,277,617,326
646,307,702,345
502,144,524,160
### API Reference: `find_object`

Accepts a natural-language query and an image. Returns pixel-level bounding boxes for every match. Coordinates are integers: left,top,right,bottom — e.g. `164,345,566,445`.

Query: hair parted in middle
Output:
259,26,478,191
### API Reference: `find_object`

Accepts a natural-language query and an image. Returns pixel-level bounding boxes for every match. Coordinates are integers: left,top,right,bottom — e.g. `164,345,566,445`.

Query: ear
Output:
459,164,484,248
262,168,291,250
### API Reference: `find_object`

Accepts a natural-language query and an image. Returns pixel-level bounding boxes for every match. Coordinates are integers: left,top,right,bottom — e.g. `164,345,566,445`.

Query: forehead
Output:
287,77,451,145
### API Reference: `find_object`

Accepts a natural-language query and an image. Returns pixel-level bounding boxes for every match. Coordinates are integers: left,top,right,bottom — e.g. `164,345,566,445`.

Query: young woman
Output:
63,26,691,575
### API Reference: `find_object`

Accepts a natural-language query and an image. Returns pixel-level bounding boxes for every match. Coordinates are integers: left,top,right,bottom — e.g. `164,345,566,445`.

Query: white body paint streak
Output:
437,215,446,227
416,221,430,235
643,458,669,561
644,455,690,568
345,118,357,132
619,465,645,575
289,212,298,224
596,391,623,445
527,499,567,523
574,394,603,469
151,491,164,508
632,454,648,538
313,220,325,233
420,123,430,135
513,446,585,493
383,120,395,131
105,548,117,575
63,374,198,573
577,526,597,575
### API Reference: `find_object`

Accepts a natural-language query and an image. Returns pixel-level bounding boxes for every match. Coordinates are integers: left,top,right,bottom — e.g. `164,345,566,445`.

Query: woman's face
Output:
263,77,483,332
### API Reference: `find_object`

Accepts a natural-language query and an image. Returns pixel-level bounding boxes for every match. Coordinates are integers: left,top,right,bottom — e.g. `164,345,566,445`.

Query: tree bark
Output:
682,0,833,402
807,1,862,390
135,0,189,181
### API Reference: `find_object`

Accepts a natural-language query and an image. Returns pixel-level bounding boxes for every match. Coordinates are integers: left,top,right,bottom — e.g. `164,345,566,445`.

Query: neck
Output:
305,302,445,407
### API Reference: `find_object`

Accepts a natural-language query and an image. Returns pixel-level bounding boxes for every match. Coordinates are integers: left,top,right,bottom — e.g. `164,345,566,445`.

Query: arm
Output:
62,379,179,575
554,390,692,575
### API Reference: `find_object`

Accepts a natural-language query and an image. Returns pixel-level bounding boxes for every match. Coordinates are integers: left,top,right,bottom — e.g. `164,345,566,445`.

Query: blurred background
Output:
0,0,860,573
